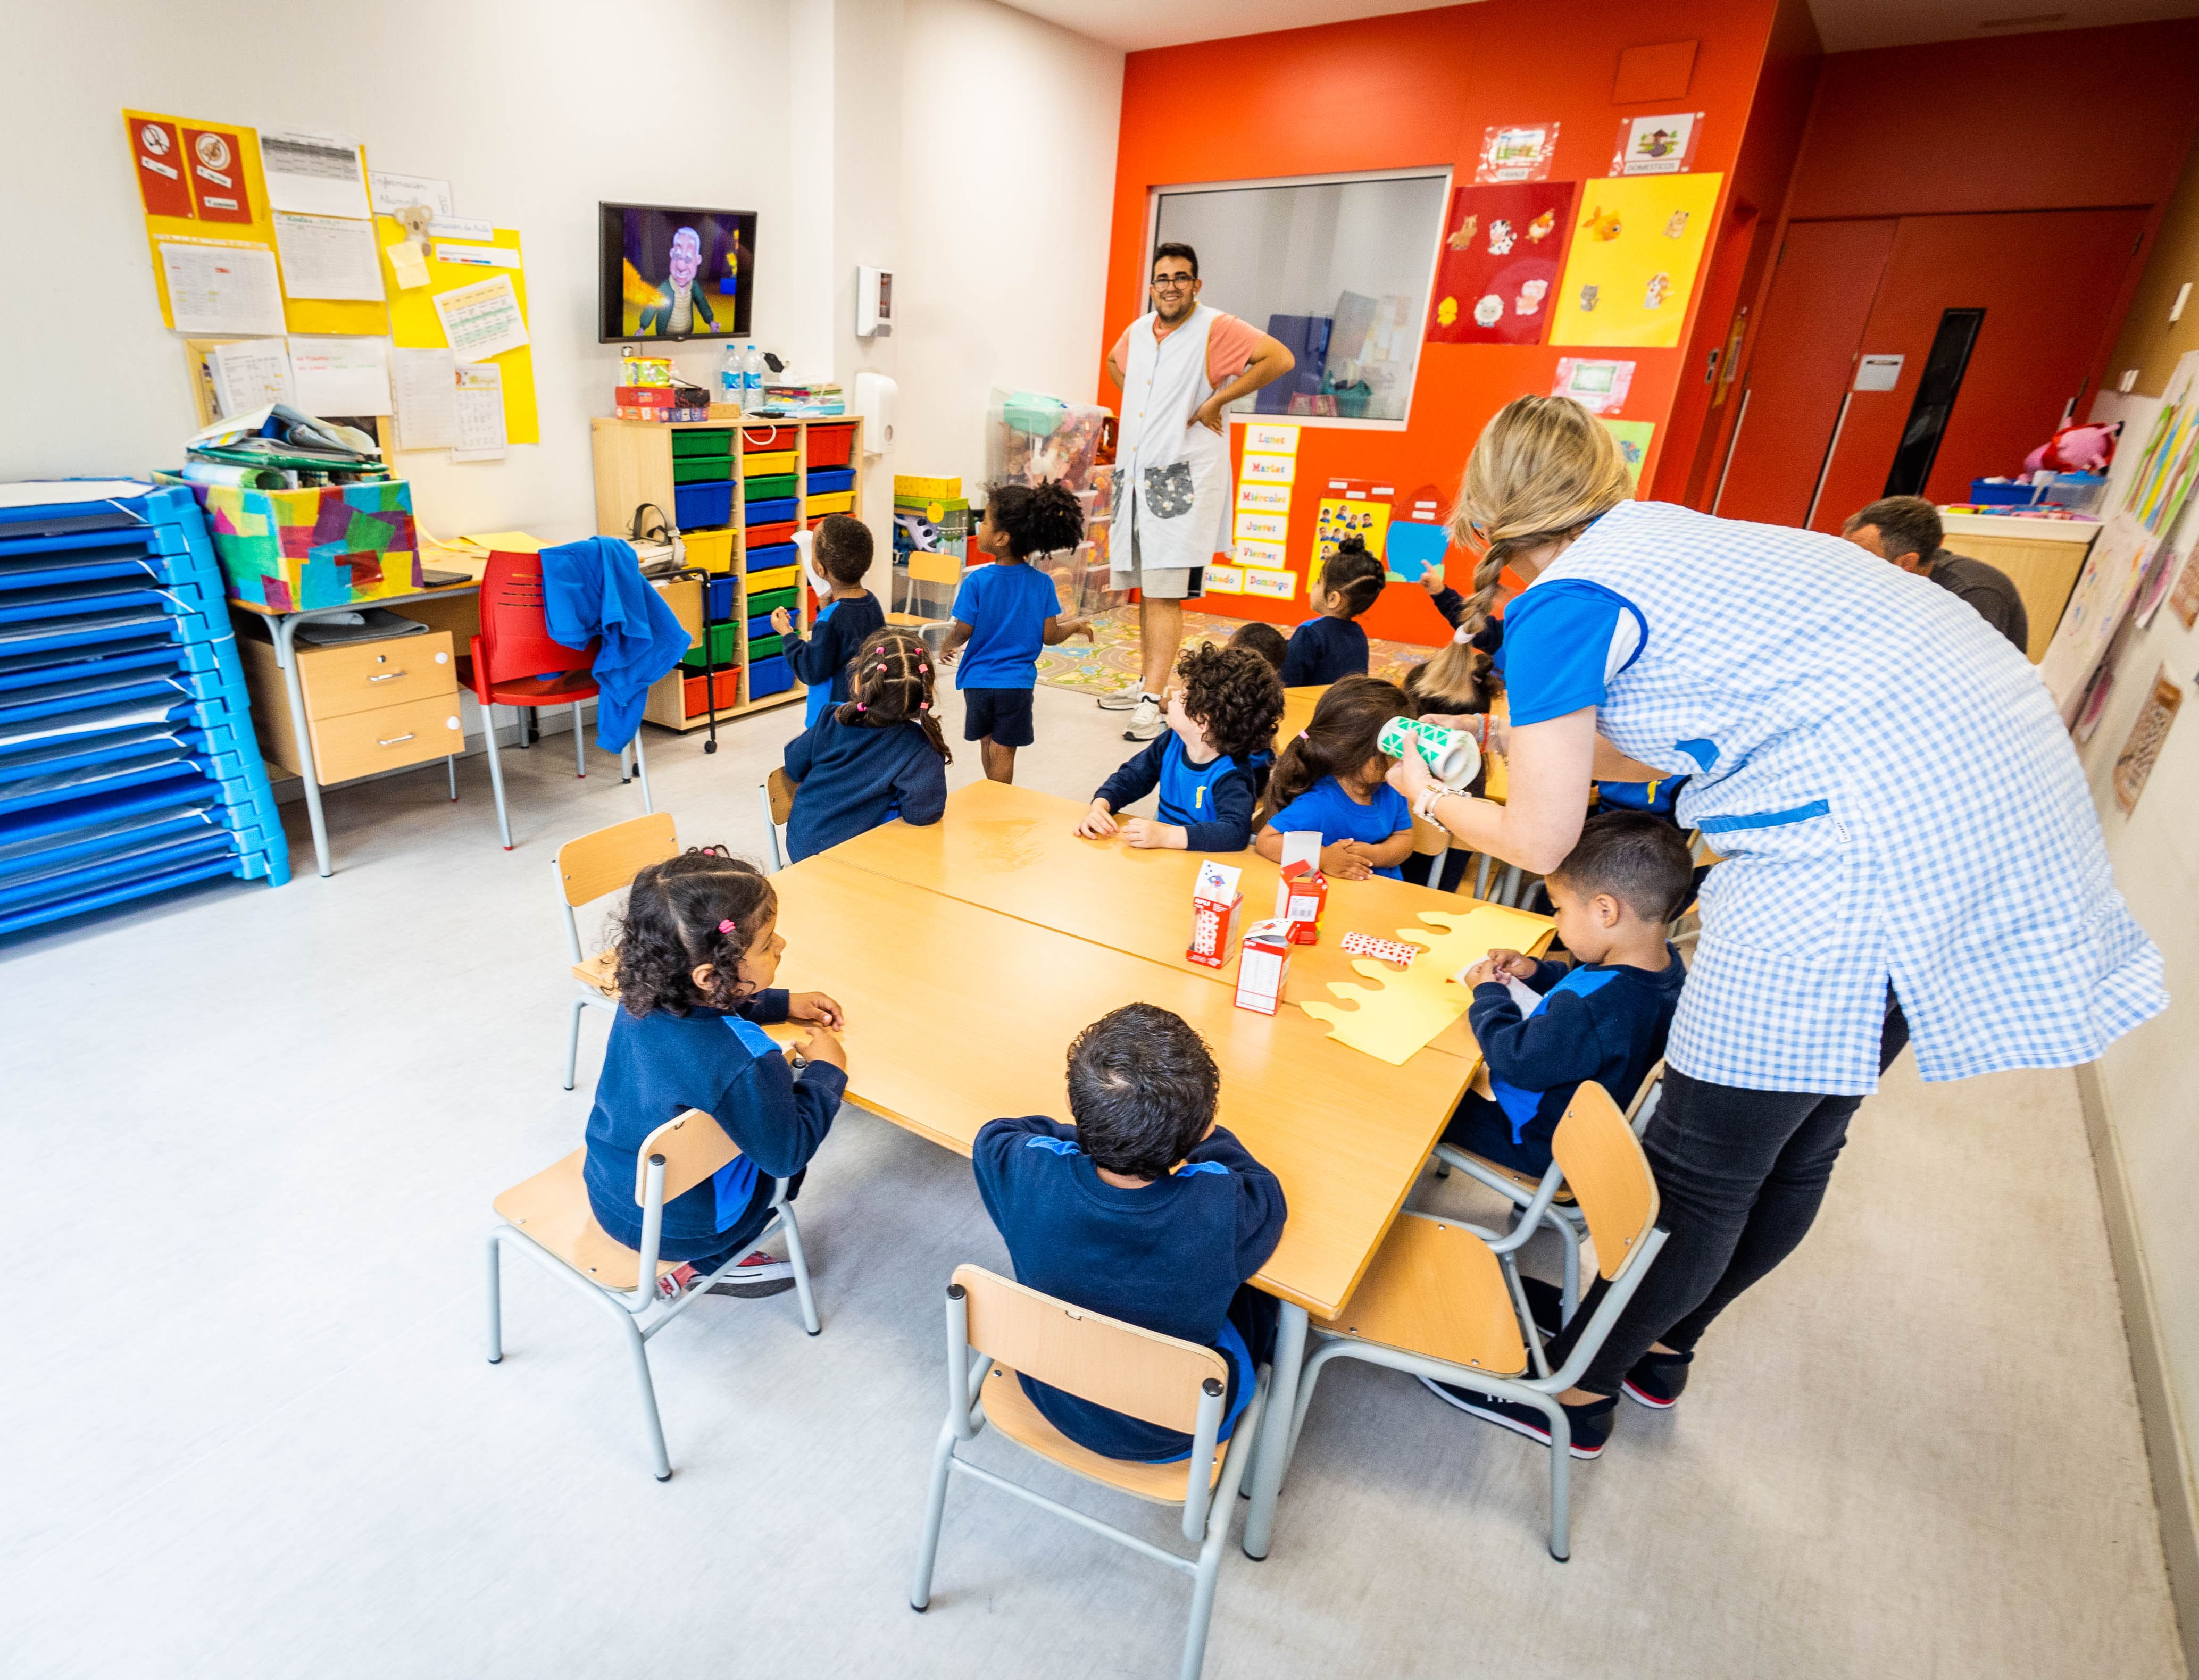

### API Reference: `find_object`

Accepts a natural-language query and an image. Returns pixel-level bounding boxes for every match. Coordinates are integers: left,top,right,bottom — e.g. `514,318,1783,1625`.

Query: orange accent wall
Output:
1100,0,1786,644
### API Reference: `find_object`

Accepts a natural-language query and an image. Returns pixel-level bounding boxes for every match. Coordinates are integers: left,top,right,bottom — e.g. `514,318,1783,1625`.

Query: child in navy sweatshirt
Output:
1279,536,1385,686
782,626,949,862
1447,812,1693,1175
972,1004,1286,1462
775,514,888,728
1073,644,1282,852
584,849,848,1299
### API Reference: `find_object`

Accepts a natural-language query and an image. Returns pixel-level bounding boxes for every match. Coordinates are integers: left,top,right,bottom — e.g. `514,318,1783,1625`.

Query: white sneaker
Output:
1097,688,1144,711
1123,696,1164,740
705,1249,797,1298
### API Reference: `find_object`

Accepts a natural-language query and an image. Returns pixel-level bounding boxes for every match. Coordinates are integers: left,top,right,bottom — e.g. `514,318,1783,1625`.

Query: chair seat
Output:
455,655,599,708
1313,1211,1529,1376
573,948,619,997
492,1148,675,1291
979,1362,1225,1506
1458,1149,1577,1206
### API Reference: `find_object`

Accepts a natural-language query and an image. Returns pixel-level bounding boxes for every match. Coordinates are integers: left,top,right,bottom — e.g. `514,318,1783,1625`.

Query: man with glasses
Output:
1102,243,1295,739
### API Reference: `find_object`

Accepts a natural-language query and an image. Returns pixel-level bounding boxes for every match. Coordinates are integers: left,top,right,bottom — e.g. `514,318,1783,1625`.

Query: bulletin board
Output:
1551,173,1722,349
376,217,540,444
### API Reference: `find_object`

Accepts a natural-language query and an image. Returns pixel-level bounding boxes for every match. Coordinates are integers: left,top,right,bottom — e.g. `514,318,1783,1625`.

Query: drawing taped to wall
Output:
2112,667,2183,814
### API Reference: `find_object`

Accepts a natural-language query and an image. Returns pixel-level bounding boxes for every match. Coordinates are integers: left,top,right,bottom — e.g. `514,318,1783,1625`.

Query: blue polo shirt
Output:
1262,775,1413,879
1093,734,1261,851
951,561,1061,689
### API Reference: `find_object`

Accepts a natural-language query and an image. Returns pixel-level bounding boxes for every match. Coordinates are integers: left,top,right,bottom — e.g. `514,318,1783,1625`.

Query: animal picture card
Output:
1552,173,1722,348
1426,180,1578,346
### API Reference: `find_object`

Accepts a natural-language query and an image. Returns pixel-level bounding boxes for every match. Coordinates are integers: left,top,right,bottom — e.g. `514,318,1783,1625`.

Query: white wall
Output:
894,0,1124,494
0,0,793,543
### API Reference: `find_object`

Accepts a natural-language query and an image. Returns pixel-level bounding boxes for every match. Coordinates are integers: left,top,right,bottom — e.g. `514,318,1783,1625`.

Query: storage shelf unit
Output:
0,487,288,937
590,415,865,732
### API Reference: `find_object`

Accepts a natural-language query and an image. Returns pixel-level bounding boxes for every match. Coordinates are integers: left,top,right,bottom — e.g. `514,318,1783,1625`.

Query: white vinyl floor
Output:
1,680,2183,1679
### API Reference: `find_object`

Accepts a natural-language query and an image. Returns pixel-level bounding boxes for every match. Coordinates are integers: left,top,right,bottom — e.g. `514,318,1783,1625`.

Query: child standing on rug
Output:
1279,536,1386,686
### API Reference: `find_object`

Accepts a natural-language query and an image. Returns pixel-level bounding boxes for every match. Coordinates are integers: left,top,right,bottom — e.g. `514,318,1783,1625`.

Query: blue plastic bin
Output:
805,467,856,495
748,655,793,698
746,541,798,572
744,496,798,525
674,481,735,528
704,576,740,619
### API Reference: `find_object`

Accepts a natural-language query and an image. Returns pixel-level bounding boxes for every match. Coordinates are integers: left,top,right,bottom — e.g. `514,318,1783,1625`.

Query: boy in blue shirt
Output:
1279,537,1385,686
774,514,887,726
972,1004,1286,1462
939,482,1092,783
1073,644,1283,852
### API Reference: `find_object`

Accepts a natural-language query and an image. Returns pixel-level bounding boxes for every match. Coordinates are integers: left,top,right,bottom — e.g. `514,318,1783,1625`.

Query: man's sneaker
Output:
1123,696,1165,741
706,1250,797,1298
1097,688,1144,711
1418,1374,1616,1459
1621,1348,1693,1410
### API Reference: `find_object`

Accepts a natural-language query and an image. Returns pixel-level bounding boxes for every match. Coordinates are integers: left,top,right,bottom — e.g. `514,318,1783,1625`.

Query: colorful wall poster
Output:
1610,113,1702,176
1552,173,1723,349
1553,358,1636,414
2120,349,2199,536
181,126,253,223
2113,667,2183,815
1382,484,1447,584
1602,420,1655,490
1426,181,1577,346
1315,479,1395,562
2036,512,2160,720
1477,122,1559,183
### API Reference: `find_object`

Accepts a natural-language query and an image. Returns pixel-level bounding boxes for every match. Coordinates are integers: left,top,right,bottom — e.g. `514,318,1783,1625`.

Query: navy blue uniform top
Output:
1428,585,1505,653
1093,734,1261,851
1279,614,1369,687
782,591,886,706
972,1116,1286,1461
951,561,1061,689
583,990,847,1257
782,710,948,862
1462,949,1687,1164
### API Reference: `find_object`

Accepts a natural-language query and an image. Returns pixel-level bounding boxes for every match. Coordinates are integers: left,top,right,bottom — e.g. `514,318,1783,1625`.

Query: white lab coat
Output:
1111,304,1232,581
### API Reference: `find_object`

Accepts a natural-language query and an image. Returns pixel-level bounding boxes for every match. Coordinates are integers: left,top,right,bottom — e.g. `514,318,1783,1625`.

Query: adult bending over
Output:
1396,396,2163,1455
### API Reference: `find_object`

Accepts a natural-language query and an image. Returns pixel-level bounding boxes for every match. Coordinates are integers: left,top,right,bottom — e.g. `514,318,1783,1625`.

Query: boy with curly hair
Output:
1073,643,1284,851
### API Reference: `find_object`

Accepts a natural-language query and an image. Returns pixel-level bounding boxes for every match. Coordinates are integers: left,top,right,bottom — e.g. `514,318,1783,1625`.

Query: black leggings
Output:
1569,998,1911,1395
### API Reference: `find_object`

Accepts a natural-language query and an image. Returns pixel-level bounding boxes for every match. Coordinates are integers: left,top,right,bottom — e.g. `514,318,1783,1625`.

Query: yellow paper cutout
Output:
1300,905,1556,1066
376,216,539,445
460,530,545,551
1550,173,1722,350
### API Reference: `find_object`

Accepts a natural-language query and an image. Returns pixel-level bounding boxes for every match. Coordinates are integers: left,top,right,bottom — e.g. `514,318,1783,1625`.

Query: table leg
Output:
273,613,332,879
1241,1299,1307,1560
1499,863,1524,906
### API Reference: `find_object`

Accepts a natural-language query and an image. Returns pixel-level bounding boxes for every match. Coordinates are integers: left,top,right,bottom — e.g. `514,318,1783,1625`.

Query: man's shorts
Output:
961,686,1035,747
1110,525,1204,602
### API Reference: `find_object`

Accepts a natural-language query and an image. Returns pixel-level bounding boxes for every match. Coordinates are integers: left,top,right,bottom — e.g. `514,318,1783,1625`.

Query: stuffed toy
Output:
2024,421,2117,476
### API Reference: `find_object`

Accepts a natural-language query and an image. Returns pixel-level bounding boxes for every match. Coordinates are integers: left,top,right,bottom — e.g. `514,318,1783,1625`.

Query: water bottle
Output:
743,344,765,409
719,344,743,409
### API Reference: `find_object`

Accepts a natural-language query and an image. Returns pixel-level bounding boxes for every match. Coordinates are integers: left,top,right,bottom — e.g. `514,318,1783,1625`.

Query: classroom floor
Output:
1034,604,1436,698
3,682,2183,1680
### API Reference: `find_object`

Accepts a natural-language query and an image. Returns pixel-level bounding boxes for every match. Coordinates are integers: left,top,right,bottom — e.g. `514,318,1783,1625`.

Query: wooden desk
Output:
824,781,1553,1060
1939,512,2096,663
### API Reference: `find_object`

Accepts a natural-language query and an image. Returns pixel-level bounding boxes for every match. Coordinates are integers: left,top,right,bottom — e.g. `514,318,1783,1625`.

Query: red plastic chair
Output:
456,550,653,849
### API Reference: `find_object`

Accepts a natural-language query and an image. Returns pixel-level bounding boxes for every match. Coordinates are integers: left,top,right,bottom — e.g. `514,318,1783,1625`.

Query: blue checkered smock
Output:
1524,501,2165,1094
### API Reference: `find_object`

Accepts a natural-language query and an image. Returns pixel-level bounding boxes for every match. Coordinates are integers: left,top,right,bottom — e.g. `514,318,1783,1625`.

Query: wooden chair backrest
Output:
635,1108,742,1205
1278,685,1327,750
766,767,797,826
556,811,679,907
952,1264,1226,1434
1551,1081,1660,1281
1410,815,1449,856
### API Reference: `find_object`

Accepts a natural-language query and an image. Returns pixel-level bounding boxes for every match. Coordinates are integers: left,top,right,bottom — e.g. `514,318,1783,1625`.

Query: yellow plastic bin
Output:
742,449,797,476
746,563,800,595
806,490,855,517
684,528,737,573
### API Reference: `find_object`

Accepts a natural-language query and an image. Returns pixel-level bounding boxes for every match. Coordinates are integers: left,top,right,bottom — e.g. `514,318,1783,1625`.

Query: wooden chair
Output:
486,1106,821,1481
553,811,679,1090
910,1265,1269,1680
1288,1081,1666,1560
1277,683,1327,751
757,767,797,872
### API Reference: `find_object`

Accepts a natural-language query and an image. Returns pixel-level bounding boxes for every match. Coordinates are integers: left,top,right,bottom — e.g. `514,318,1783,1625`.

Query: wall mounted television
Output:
598,202,756,342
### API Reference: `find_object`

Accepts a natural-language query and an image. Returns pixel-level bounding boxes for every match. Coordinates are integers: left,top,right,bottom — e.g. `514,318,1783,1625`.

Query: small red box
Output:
1277,859,1328,945
616,406,670,422
1235,920,1294,1015
1188,859,1244,968
682,667,743,716
615,386,675,408
807,424,856,467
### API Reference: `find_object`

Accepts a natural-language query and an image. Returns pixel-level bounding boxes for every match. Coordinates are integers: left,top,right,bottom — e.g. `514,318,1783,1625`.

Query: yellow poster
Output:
377,218,539,445
1315,496,1390,562
1550,173,1722,349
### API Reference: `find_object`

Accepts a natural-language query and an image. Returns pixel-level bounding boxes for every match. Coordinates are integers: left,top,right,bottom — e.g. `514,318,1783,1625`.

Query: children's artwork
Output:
1427,181,1577,346
1552,174,1722,349
1300,905,1554,1066
2167,545,2199,631
1315,480,1395,563
1385,521,1448,584
2037,513,2161,720
1340,931,1419,967
1476,122,1560,183
1610,112,1702,176
1553,358,1636,414
2134,539,2180,628
2119,350,2199,536
2112,668,2183,815
2072,665,2115,745
1601,420,1655,490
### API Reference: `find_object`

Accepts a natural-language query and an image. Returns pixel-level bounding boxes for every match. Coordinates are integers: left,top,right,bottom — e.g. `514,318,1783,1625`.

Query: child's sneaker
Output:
1621,1348,1693,1410
705,1250,796,1298
1123,695,1164,740
1418,1375,1617,1459
656,1264,699,1301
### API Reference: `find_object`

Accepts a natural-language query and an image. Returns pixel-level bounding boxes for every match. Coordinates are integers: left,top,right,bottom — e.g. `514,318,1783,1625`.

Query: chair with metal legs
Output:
1285,1081,1665,1560
485,1107,821,1481
551,811,679,1090
910,1265,1268,1680
757,767,797,872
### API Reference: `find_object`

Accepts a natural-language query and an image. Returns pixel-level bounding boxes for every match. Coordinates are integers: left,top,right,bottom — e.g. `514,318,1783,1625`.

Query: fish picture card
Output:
1426,180,1578,346
1552,173,1722,348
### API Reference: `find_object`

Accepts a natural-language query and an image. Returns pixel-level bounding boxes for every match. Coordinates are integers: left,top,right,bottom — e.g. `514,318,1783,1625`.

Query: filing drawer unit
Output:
236,628,463,787
0,486,288,935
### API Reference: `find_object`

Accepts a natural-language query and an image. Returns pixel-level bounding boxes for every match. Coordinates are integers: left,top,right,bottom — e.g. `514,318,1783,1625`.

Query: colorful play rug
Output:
1035,607,1438,698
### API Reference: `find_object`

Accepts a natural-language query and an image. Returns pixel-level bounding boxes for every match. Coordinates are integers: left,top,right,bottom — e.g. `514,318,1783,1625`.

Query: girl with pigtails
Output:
781,626,951,863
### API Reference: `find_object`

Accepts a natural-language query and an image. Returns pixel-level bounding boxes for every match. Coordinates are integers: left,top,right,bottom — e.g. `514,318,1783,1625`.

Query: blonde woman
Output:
1397,395,2164,1459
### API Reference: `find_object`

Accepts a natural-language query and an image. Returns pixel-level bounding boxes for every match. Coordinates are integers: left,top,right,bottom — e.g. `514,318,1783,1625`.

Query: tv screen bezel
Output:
598,200,759,345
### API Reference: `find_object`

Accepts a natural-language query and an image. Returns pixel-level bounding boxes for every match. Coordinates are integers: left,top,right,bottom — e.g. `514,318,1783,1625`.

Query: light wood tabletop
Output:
766,855,1477,1318
822,780,1553,1060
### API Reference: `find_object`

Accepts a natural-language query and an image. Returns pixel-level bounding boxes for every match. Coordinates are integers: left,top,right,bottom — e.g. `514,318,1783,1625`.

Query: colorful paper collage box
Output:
196,481,421,611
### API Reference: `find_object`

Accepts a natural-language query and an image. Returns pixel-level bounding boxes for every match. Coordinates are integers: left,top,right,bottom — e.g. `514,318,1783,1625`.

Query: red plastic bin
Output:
806,425,856,468
745,517,798,548
740,425,795,453
682,667,743,717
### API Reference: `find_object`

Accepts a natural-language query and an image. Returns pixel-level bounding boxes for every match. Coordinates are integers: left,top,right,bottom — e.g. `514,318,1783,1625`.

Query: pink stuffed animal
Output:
2024,422,2117,475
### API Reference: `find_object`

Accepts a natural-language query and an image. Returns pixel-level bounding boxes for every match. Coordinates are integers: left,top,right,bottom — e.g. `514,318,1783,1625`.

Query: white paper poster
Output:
272,211,387,302
1237,481,1292,513
368,170,454,218
453,363,508,460
428,215,495,243
1240,452,1296,486
288,336,393,416
1243,423,1301,456
432,273,529,362
2036,512,2159,720
433,242,521,270
1204,563,1245,595
1236,538,1288,570
390,346,457,450
1243,568,1296,601
1235,512,1289,544
157,240,285,335
209,339,295,416
259,130,372,219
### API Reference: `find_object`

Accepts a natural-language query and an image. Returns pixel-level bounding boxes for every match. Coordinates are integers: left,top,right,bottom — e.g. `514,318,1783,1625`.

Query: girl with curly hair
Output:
1073,643,1284,851
782,627,950,863
582,849,847,1300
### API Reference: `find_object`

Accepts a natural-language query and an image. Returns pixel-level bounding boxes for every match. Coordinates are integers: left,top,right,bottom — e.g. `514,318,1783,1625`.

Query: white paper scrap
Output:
368,170,454,218
390,347,457,451
259,130,372,219
288,336,393,416
432,273,529,362
452,363,508,460
428,215,495,242
272,211,387,302
432,241,521,269
157,240,286,335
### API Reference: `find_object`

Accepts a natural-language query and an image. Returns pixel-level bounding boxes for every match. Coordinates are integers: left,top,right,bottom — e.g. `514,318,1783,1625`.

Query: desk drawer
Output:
308,693,464,784
301,633,457,720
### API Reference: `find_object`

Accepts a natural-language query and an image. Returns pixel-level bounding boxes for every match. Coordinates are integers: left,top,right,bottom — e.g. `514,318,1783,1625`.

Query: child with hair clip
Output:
782,626,951,863
939,482,1094,779
1253,675,1417,880
585,849,847,1301
1073,643,1284,852
774,513,887,727
1279,536,1386,686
